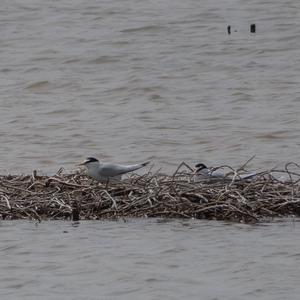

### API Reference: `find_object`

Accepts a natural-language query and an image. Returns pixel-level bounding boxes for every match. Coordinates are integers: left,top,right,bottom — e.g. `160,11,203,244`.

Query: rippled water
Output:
1,1,300,299
1,219,300,300
1,0,300,175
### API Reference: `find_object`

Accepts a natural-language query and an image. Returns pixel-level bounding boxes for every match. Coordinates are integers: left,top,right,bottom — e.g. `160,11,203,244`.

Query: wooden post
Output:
227,25,231,35
72,202,80,221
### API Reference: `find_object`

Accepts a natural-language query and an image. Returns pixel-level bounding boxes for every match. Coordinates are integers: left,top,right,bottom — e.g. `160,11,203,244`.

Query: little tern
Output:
79,157,150,182
194,163,258,182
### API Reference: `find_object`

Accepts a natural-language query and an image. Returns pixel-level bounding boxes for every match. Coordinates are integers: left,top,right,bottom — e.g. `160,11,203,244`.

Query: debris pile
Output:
0,163,300,223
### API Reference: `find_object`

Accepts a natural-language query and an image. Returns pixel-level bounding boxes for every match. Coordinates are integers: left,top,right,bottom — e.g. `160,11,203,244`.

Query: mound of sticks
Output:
1,162,300,223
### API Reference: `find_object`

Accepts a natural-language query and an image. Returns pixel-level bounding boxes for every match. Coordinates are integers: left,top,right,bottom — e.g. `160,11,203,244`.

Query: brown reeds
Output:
0,162,300,223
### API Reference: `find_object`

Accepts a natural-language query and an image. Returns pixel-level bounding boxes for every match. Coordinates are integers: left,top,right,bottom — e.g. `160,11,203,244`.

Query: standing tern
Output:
79,157,150,182
194,163,259,182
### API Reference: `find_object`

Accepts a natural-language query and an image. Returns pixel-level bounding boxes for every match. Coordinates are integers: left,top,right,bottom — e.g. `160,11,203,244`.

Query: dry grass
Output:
1,162,300,223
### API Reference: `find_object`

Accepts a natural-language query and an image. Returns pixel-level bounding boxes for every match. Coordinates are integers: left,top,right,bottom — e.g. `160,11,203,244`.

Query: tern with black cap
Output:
78,157,150,182
194,163,259,181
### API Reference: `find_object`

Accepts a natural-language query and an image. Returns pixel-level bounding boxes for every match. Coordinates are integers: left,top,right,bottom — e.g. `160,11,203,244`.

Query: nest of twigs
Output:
1,162,300,223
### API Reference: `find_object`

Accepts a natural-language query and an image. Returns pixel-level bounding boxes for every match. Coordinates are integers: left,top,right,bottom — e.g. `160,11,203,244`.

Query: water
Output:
1,219,300,300
1,0,300,175
1,1,300,299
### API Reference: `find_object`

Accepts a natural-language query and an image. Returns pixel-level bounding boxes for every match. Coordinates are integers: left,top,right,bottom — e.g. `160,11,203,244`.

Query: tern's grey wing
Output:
211,171,259,181
98,163,127,177
99,161,149,177
118,161,150,174
196,168,233,182
238,172,259,180
209,169,227,178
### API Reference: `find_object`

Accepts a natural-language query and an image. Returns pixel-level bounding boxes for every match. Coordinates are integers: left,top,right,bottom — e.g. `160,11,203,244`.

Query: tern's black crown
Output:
85,157,99,163
195,163,207,170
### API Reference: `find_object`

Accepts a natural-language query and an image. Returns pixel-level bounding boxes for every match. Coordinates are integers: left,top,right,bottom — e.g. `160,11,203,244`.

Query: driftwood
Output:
0,162,300,223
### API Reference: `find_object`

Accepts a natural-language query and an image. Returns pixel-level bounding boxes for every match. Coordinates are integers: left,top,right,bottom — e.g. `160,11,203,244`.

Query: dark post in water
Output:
227,25,231,35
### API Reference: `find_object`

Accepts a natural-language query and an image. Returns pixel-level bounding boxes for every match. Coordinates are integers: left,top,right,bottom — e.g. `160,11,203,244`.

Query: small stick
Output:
227,25,231,35
102,190,117,209
1,195,11,210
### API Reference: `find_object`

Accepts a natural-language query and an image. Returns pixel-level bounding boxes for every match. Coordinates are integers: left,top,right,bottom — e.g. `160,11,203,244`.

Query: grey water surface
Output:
1,0,300,174
1,219,300,300
1,0,300,299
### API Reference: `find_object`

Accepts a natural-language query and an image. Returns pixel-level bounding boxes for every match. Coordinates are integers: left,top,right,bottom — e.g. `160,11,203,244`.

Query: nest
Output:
1,162,300,223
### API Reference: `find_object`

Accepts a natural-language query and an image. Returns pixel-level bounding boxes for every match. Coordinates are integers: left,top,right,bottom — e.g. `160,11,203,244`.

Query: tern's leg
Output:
105,178,110,189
